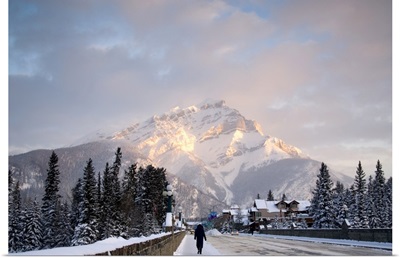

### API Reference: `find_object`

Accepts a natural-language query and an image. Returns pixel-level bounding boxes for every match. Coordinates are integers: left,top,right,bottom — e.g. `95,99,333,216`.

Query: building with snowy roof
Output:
222,204,250,225
249,199,311,222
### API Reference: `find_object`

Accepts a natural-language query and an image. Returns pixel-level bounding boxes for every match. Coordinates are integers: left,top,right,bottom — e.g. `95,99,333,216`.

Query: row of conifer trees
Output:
309,160,392,229
8,147,169,253
9,148,393,252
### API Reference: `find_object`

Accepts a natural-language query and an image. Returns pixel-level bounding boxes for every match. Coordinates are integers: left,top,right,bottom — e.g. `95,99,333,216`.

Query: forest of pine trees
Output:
9,148,393,252
8,148,169,253
309,160,392,229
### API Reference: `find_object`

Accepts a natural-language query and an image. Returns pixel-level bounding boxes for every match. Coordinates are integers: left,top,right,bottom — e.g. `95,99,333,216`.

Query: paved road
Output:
206,234,392,256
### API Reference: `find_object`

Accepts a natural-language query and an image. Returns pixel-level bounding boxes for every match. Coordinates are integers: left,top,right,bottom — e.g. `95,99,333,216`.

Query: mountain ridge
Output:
9,99,353,213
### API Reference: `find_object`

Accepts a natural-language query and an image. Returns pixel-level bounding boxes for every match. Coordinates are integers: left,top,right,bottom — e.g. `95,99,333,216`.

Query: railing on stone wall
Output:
260,227,392,243
94,231,186,256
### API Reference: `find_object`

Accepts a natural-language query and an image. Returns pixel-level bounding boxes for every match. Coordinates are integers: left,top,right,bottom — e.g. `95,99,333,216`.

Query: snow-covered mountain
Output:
71,99,351,204
8,140,227,220
9,99,352,213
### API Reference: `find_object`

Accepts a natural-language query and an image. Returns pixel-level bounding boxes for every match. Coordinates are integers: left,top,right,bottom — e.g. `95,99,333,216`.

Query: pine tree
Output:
109,148,123,236
120,163,138,238
332,181,346,227
134,165,167,236
41,151,62,249
100,162,113,239
71,178,83,231
111,147,122,200
351,161,368,228
281,193,287,201
54,201,73,247
310,162,335,228
72,159,99,245
8,169,13,208
9,181,24,252
267,190,274,201
96,172,103,239
372,160,386,228
8,170,14,250
154,166,168,227
365,175,379,228
22,198,43,251
135,166,152,236
382,177,392,228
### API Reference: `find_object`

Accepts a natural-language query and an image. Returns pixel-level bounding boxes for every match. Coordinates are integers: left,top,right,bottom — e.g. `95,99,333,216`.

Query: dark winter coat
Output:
194,224,207,249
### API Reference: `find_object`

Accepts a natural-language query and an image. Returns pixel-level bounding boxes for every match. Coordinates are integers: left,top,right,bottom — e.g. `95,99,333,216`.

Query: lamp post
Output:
341,204,350,230
164,184,173,232
177,205,183,229
342,204,348,218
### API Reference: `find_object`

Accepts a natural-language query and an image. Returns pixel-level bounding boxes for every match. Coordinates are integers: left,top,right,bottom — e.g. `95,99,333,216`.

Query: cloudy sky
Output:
8,0,393,177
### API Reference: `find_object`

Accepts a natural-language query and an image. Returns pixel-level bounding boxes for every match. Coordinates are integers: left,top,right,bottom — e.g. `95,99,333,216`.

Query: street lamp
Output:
342,204,349,229
177,205,183,229
342,204,348,218
164,184,173,231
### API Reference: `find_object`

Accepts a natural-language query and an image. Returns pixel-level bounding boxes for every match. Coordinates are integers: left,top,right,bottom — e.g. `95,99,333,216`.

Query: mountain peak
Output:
197,99,226,110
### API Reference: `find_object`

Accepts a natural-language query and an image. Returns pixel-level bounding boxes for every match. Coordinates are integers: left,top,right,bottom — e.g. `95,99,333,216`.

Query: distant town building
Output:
249,199,311,222
222,204,250,225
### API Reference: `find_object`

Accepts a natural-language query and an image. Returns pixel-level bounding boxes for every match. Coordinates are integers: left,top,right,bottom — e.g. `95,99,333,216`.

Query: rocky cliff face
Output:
9,99,352,214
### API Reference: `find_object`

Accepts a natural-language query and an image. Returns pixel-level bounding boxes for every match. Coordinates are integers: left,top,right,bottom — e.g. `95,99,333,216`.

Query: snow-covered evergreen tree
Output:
96,171,103,239
72,158,99,246
382,177,392,228
332,181,346,227
71,178,83,231
365,175,379,228
99,162,114,239
152,166,168,227
21,198,43,251
54,201,73,247
135,165,167,236
8,169,13,210
120,163,138,238
267,190,274,201
351,161,368,228
9,181,24,252
109,148,123,236
310,162,336,228
372,160,386,228
345,184,356,225
135,166,152,236
41,151,62,249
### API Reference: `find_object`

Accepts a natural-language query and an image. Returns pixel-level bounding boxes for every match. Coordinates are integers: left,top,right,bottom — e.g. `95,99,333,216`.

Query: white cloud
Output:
8,0,392,177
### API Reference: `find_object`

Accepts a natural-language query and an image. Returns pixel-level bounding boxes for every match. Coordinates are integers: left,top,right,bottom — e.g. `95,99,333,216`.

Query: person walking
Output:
194,224,207,254
250,222,255,235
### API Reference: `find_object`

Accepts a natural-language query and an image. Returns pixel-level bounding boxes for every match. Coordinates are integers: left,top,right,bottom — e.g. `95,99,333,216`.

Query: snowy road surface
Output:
174,234,222,255
174,233,392,256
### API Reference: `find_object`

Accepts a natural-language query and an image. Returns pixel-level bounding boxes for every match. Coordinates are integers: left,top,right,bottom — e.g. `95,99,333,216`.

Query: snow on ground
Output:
174,234,221,255
10,232,171,256
242,233,392,251
9,231,392,256
206,229,222,236
175,232,392,256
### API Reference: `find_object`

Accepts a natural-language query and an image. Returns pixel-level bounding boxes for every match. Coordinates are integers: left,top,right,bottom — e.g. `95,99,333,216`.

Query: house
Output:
249,199,311,222
222,204,249,225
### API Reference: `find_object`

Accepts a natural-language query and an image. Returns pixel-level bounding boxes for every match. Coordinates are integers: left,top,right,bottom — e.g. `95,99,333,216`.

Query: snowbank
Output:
10,233,170,256
206,229,222,236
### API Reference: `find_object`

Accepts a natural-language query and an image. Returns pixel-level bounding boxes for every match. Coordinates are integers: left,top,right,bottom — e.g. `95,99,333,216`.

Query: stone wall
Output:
93,231,186,256
260,228,392,243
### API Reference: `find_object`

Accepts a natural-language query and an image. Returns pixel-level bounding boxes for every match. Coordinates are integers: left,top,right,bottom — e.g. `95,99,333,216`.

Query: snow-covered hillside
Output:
10,99,353,210
70,99,350,204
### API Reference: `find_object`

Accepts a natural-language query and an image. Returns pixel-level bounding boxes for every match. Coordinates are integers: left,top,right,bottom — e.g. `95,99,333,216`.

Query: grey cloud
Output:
8,0,392,177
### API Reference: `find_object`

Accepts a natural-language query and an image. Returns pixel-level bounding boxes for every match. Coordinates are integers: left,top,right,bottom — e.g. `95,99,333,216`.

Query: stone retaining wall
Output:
93,231,186,256
260,228,392,243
